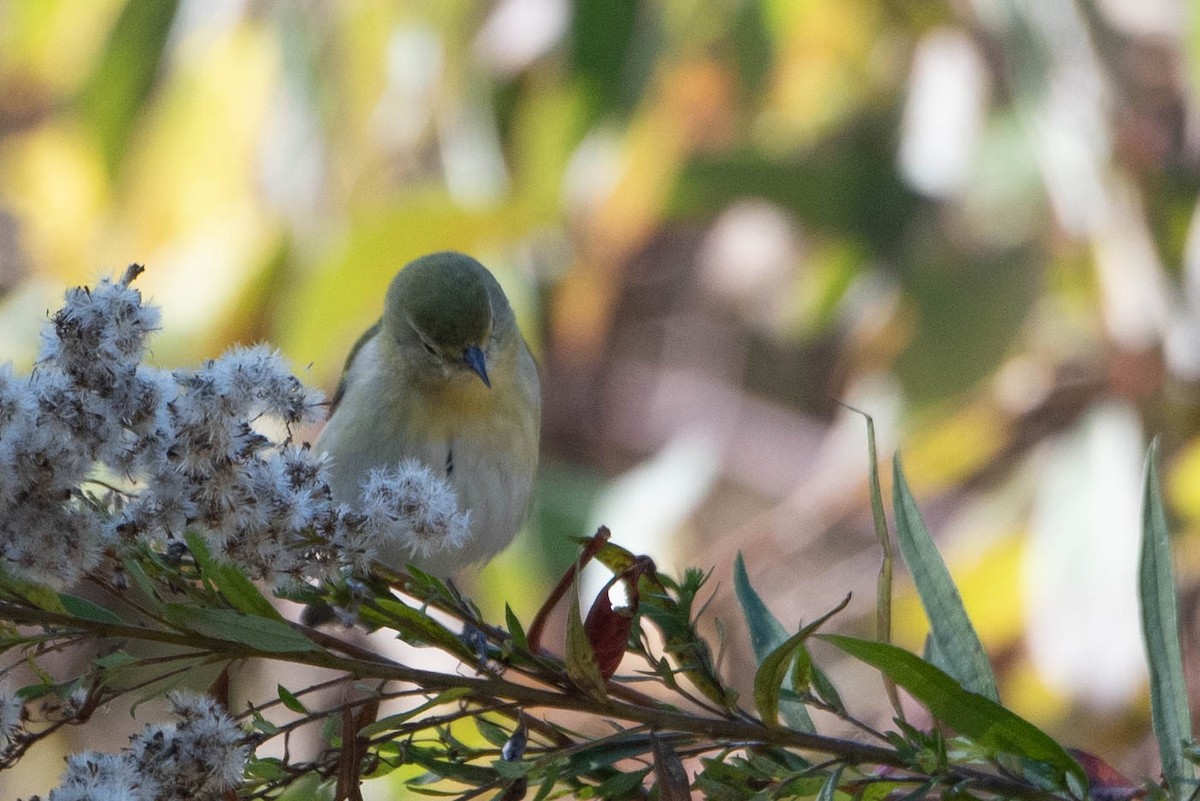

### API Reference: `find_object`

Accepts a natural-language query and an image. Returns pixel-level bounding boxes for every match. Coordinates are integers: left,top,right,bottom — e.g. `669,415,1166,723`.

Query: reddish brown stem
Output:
526,526,611,653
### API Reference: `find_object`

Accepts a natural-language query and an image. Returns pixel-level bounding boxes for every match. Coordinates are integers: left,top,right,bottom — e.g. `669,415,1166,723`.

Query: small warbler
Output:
316,252,541,577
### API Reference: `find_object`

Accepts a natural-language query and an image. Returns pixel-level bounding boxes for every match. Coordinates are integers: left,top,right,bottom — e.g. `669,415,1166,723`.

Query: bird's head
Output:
382,252,515,388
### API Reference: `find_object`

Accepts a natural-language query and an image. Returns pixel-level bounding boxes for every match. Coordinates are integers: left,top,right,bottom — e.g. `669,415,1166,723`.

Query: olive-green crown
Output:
385,252,500,347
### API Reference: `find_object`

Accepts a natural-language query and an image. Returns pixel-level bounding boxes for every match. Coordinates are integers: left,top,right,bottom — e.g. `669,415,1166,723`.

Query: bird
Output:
315,251,541,578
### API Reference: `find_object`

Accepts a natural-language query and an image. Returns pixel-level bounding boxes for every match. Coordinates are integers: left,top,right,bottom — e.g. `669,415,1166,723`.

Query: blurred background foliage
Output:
0,0,1199,795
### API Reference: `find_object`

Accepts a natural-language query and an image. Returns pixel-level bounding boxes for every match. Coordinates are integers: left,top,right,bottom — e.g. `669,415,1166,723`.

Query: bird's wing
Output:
328,319,382,417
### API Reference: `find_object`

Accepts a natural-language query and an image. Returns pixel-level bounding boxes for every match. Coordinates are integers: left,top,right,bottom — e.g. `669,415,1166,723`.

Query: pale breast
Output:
316,333,540,576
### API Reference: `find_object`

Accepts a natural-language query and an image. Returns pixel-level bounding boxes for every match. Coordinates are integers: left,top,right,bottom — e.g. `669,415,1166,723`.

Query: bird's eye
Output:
421,342,438,357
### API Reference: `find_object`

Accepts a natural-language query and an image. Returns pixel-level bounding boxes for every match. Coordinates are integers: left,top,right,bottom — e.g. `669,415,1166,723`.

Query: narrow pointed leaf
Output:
566,581,608,698
163,605,318,653
277,684,308,714
505,604,528,651
59,593,121,625
357,597,475,661
852,405,904,719
754,595,850,728
1139,441,1195,799
653,736,691,801
816,765,844,801
823,634,1084,789
893,455,998,701
185,531,282,620
734,553,816,731
357,688,472,738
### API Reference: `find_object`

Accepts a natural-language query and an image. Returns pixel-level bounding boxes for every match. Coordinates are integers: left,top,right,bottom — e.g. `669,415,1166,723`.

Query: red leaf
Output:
584,581,634,680
1067,749,1146,801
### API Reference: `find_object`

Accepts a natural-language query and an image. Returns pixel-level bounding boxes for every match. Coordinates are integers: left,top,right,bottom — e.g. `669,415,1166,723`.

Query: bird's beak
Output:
463,345,491,388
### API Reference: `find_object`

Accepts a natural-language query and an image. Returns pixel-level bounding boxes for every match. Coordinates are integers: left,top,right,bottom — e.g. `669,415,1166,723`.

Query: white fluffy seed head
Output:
361,460,473,561
49,752,159,801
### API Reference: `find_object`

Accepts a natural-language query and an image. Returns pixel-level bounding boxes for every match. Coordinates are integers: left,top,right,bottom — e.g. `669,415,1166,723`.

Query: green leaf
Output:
58,593,121,624
95,651,136,670
823,635,1085,788
475,716,511,748
0,567,68,614
122,558,163,611
753,595,850,728
733,553,815,732
277,684,307,714
359,597,475,662
567,734,659,772
733,552,791,659
403,746,495,786
842,403,904,720
815,765,843,801
245,757,286,781
249,709,281,735
505,604,528,651
357,688,472,738
184,531,282,620
163,604,318,653
807,659,846,715
565,579,607,699
595,768,650,797
492,758,531,780
892,455,998,701
1139,440,1195,799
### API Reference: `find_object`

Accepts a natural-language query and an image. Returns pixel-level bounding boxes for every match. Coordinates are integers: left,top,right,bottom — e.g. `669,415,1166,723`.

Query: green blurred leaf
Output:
822,635,1085,789
672,116,919,253
128,657,225,715
893,455,998,701
733,552,815,732
753,595,849,729
570,0,641,118
893,239,1039,405
163,604,318,653
1139,440,1195,799
78,0,180,173
807,658,847,716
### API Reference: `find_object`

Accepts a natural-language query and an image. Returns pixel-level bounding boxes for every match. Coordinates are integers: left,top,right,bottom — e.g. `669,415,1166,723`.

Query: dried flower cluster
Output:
0,265,473,587
34,690,248,801
0,268,491,800
362,460,472,560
